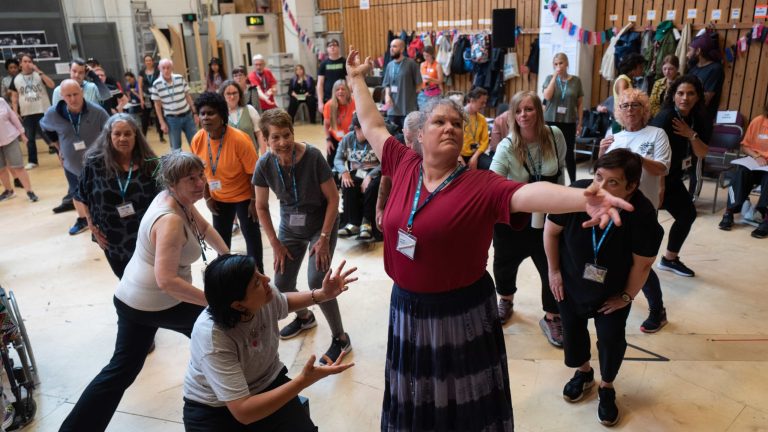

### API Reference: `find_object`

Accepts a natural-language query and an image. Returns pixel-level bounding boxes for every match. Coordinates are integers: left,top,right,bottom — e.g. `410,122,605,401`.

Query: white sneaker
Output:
24,163,38,170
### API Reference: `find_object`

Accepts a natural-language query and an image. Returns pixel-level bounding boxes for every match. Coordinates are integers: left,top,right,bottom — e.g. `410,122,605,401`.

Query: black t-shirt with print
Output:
317,57,347,103
650,107,712,179
547,180,663,315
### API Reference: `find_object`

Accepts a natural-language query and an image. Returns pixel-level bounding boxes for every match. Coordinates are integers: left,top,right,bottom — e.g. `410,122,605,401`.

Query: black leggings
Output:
662,176,697,253
140,105,164,139
492,223,558,314
558,297,632,383
211,199,264,273
546,121,577,184
341,174,380,228
183,367,316,432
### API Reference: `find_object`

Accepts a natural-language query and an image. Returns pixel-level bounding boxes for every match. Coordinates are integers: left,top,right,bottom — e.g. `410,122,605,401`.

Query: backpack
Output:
525,37,540,74
450,35,471,75
470,32,491,63
613,31,641,71
408,37,424,61
463,47,473,72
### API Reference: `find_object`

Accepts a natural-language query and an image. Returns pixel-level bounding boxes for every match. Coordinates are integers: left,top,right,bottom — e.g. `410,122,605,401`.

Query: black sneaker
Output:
718,212,734,230
53,201,75,213
539,316,564,347
319,333,352,365
498,298,514,324
279,311,317,340
640,308,668,333
27,191,39,202
13,178,22,188
68,217,88,235
751,221,768,239
597,386,620,426
563,368,594,402
657,257,695,277
0,190,15,202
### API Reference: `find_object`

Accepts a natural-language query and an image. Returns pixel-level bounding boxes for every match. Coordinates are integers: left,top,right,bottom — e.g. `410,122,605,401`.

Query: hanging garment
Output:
601,23,633,81
675,23,691,74
436,32,453,76
525,37,540,75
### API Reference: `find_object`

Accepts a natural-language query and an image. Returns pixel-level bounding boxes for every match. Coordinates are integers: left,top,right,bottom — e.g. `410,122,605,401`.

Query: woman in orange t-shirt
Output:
323,79,356,167
191,92,263,271
417,46,444,109
719,104,768,238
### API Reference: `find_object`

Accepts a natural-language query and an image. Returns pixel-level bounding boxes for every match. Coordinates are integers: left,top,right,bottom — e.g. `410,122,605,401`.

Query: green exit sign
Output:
246,15,265,26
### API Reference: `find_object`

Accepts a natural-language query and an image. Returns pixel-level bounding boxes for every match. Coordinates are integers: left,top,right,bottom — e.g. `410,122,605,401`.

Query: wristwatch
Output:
620,292,633,303
690,132,698,141
319,232,330,239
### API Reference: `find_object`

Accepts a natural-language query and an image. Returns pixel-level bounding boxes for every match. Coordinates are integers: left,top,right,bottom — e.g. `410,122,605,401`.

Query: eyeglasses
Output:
619,102,642,111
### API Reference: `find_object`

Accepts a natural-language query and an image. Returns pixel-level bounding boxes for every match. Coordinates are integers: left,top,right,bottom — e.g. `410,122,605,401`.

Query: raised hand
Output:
581,181,634,228
346,46,373,79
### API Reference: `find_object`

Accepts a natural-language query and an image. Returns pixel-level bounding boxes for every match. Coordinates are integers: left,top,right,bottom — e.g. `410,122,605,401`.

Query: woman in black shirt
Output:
544,149,663,427
287,65,317,124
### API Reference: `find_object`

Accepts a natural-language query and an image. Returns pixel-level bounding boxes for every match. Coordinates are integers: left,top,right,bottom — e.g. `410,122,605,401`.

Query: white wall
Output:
284,0,318,75
62,0,200,74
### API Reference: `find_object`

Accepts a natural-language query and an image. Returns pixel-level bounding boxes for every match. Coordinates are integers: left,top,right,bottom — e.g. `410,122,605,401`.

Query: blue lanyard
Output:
274,148,298,206
352,140,369,160
116,161,134,200
525,145,542,182
207,129,226,176
556,76,568,102
591,220,614,264
66,110,81,139
407,165,465,232
164,77,175,98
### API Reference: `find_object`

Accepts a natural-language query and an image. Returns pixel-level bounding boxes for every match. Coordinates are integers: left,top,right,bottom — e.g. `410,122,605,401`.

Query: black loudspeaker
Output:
492,9,517,49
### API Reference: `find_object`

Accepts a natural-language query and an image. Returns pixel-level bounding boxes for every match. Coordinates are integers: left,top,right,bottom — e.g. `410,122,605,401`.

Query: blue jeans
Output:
21,113,50,165
60,297,204,431
63,168,79,203
165,111,196,150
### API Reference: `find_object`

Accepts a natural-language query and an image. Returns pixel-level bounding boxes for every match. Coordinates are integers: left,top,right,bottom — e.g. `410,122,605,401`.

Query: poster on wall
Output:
0,31,60,61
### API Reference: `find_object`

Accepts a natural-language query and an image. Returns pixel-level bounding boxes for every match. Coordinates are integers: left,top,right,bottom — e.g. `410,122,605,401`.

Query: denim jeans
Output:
165,111,197,150
21,113,50,165
59,297,204,431
63,168,79,203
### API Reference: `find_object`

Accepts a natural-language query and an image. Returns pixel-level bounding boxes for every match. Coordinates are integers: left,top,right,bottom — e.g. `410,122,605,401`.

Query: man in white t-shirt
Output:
8,53,55,169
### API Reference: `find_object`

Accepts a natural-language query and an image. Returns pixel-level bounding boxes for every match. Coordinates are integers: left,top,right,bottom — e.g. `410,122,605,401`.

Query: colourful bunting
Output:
545,0,614,45
281,0,321,56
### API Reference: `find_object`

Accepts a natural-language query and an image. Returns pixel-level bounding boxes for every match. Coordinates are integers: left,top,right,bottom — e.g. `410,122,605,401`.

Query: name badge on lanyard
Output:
583,220,613,284
117,202,136,218
208,180,222,191
398,165,465,260
74,141,86,151
557,106,568,115
289,213,306,227
207,130,225,192
758,134,768,140
681,156,692,170
390,85,398,94
355,168,367,179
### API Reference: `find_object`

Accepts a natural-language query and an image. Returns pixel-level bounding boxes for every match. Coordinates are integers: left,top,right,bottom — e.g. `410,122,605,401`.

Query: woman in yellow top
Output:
417,46,444,108
190,92,262,272
649,55,679,117
461,87,491,170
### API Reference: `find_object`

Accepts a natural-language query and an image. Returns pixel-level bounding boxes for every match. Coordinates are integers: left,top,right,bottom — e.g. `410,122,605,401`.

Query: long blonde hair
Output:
329,79,350,129
506,91,556,165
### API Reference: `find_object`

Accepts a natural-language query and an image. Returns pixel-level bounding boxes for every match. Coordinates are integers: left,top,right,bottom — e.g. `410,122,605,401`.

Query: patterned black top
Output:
76,157,161,261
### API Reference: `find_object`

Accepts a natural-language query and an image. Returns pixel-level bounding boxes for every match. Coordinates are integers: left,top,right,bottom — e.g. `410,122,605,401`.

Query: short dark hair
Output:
124,71,136,79
259,108,294,138
4,58,19,70
194,91,229,123
70,57,86,68
467,87,488,101
232,65,247,75
618,53,645,76
204,254,257,329
218,80,244,107
326,38,339,47
594,148,643,190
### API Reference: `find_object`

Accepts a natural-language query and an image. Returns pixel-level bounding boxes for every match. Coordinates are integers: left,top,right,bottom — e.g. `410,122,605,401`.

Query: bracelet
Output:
310,288,321,304
319,232,329,239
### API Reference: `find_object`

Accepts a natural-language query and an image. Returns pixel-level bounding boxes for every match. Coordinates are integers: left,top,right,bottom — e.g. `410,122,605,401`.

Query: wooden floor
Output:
1,124,767,431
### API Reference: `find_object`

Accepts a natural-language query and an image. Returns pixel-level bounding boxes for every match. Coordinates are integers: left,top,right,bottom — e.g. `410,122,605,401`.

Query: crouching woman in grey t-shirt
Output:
182,254,357,431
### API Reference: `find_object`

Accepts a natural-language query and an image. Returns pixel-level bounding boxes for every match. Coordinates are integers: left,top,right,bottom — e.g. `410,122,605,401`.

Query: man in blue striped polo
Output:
150,58,198,150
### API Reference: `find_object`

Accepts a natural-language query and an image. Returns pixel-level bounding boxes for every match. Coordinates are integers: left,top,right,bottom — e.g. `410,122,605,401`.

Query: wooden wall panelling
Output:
739,0,761,116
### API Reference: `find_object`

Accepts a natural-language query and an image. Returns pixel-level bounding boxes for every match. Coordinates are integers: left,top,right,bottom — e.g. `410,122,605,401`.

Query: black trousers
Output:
183,367,316,432
461,153,493,170
662,176,697,253
140,105,164,139
211,199,264,273
341,174,380,228
492,223,558,314
726,165,768,214
558,297,632,383
288,96,317,123
546,121,577,184
60,297,204,431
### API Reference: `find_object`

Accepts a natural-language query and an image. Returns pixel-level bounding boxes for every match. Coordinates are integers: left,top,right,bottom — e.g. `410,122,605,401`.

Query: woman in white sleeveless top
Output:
60,151,230,431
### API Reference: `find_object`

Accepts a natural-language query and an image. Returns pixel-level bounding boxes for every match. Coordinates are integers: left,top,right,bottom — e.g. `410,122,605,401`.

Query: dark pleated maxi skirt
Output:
381,272,514,432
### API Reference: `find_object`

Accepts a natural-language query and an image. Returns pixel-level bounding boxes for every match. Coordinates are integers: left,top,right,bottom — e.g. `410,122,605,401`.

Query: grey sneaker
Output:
279,311,317,339
498,298,514,324
540,316,563,347
0,190,15,202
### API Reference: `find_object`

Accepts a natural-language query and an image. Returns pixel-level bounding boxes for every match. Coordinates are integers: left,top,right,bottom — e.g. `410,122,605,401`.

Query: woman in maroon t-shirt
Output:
345,48,633,432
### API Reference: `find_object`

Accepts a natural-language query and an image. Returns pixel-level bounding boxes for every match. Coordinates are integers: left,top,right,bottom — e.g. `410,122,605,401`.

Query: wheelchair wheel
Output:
8,396,36,431
7,292,39,387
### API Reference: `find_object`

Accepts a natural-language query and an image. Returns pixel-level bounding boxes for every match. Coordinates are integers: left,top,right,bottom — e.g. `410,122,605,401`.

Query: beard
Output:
391,51,401,59
686,55,698,70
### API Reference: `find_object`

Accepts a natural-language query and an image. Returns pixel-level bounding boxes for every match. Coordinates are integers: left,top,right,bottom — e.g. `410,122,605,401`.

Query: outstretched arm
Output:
346,47,391,159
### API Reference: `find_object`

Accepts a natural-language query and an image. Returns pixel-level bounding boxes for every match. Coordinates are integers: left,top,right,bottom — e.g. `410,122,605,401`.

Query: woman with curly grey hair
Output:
61,150,230,431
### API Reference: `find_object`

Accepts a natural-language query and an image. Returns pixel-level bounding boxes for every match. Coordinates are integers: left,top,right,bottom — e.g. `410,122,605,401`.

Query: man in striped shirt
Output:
150,59,198,150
